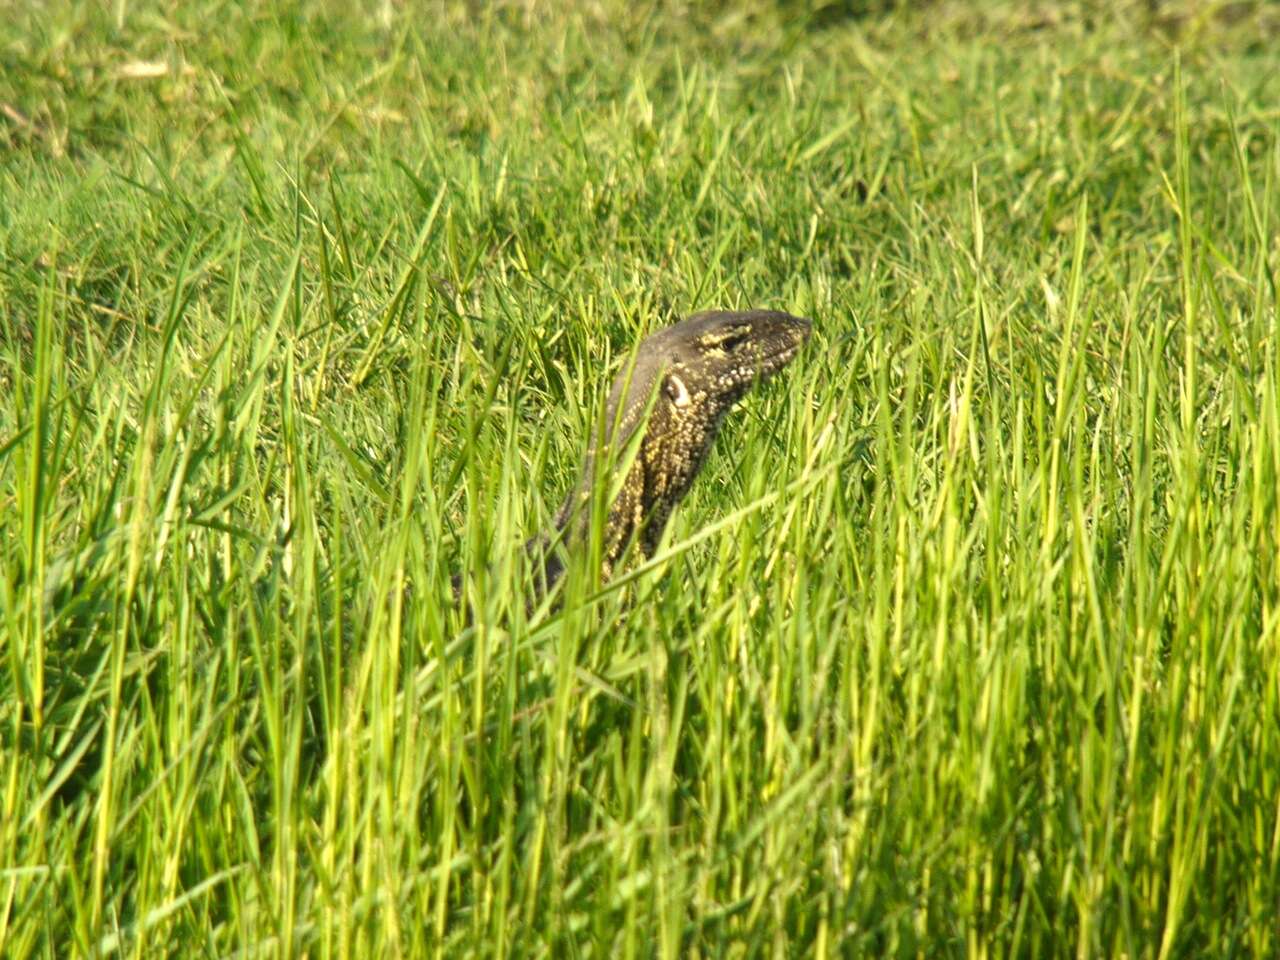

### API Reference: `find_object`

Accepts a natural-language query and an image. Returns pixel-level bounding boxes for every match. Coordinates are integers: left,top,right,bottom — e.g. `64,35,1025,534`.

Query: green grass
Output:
3,0,1280,955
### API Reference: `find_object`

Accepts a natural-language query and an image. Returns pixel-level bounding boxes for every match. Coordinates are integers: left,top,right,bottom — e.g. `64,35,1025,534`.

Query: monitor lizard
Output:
524,308,812,594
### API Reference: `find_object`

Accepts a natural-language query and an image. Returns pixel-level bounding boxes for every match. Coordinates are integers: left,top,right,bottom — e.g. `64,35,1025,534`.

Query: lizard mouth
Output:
760,347,797,373
756,319,812,374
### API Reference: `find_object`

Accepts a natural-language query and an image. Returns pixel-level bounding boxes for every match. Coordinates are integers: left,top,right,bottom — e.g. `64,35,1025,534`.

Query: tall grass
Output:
2,1,1279,955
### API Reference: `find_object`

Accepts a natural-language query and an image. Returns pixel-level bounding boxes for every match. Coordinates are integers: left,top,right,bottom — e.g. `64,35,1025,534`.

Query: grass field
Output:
4,0,1280,955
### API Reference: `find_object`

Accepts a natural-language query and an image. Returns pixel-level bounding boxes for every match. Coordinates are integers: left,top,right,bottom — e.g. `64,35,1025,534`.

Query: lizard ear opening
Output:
665,373,691,408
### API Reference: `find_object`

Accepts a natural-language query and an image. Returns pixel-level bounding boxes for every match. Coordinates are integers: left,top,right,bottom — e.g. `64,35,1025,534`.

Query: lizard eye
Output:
699,327,751,353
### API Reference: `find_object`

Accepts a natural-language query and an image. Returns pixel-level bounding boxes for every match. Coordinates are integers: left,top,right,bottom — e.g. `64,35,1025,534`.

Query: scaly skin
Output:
531,309,812,591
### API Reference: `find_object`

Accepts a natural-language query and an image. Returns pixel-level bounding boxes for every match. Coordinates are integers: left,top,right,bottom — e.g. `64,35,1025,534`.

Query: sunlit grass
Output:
3,1,1280,955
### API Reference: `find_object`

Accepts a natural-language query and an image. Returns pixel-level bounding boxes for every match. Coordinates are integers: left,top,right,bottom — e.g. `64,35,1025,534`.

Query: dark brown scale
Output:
530,309,812,591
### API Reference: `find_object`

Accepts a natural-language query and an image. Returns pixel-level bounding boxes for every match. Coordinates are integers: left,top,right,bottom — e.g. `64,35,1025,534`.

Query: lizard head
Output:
555,308,813,553
602,309,812,444
653,309,813,413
